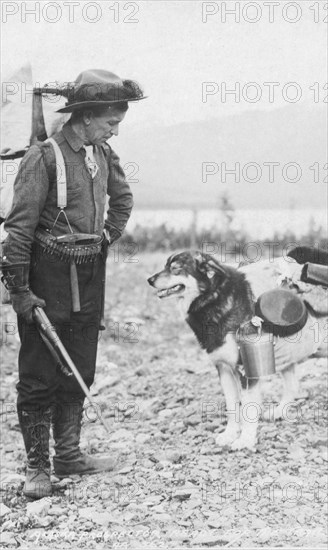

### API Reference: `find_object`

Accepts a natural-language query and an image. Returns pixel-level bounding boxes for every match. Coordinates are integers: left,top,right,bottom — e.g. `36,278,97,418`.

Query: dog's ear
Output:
195,254,227,281
206,259,226,280
165,253,176,268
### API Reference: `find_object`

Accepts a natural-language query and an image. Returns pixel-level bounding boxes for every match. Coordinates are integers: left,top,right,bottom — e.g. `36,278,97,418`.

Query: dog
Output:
147,249,328,450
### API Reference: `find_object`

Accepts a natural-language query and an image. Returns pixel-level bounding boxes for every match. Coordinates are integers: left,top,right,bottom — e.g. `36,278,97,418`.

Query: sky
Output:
1,0,327,129
1,1,327,222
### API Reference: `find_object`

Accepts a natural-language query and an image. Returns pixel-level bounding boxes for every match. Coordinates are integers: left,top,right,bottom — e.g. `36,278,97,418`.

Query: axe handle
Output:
70,261,80,312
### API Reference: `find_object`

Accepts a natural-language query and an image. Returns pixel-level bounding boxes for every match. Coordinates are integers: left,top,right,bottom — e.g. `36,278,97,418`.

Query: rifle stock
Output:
33,306,111,435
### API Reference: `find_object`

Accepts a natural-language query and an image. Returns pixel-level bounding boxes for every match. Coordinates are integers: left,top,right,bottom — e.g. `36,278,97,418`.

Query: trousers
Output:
16,249,106,410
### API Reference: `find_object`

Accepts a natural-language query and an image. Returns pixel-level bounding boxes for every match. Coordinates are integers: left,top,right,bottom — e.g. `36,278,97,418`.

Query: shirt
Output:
3,122,133,263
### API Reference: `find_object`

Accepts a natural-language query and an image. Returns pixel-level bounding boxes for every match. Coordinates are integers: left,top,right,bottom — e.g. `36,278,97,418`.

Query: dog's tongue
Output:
157,289,170,298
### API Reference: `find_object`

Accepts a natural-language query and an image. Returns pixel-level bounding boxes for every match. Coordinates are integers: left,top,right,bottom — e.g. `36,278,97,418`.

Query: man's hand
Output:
104,227,121,246
104,229,111,244
10,289,46,324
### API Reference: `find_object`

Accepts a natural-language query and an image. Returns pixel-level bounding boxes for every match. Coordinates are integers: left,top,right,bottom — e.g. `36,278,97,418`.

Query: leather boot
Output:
18,408,52,499
52,399,116,478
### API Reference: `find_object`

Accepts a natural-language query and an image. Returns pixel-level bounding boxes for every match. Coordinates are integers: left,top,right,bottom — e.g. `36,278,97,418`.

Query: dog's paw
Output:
230,435,257,452
215,430,239,447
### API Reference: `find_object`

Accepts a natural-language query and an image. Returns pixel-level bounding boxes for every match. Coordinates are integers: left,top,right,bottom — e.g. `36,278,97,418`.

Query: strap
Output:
46,137,67,209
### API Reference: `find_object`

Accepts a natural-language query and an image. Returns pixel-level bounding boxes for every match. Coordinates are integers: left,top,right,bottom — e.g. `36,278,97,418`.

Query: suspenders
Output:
45,138,79,311
46,137,67,210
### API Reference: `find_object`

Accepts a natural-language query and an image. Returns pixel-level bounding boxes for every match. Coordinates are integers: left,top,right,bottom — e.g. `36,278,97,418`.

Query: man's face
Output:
85,108,127,145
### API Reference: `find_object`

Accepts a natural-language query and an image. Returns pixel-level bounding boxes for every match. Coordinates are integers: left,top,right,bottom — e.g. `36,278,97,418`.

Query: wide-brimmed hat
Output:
56,69,145,113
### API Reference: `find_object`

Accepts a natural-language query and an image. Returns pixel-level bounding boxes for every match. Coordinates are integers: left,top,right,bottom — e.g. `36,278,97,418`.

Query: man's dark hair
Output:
70,103,128,123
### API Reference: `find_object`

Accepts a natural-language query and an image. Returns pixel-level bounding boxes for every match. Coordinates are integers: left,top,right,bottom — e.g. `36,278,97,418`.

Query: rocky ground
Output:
0,251,327,549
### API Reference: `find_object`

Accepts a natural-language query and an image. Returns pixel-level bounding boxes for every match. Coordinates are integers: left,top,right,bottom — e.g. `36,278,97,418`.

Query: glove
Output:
10,289,46,324
1,261,46,323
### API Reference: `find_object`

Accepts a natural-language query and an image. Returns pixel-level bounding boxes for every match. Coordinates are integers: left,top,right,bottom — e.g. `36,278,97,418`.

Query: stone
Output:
0,503,11,517
26,498,51,517
1,473,25,485
172,488,192,501
0,532,17,546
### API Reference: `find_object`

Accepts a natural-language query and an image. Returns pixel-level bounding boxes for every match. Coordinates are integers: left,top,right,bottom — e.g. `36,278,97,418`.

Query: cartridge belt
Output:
34,228,103,264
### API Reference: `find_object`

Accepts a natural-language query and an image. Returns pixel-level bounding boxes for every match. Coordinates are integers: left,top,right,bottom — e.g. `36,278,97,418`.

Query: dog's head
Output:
147,251,227,308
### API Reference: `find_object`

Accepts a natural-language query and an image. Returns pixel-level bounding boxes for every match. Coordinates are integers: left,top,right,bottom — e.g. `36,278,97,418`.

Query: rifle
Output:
33,306,111,435
301,263,328,286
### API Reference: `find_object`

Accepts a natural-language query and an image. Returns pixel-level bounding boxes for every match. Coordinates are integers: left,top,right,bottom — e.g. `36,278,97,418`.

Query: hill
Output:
116,104,327,210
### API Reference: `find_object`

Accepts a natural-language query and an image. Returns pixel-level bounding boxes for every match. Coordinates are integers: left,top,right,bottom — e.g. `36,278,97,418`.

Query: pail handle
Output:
236,317,276,347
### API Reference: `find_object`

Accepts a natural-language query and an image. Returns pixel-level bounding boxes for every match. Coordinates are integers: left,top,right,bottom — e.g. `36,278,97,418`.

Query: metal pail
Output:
238,323,276,378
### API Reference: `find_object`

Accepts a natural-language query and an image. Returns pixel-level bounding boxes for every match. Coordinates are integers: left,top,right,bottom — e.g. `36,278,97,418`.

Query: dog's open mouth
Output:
157,284,185,298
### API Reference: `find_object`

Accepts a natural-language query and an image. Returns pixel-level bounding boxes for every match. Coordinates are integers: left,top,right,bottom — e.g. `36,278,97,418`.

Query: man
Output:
1,69,145,499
